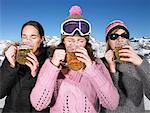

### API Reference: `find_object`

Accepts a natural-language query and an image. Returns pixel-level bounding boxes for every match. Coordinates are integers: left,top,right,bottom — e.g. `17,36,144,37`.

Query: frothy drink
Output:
66,52,85,71
114,46,124,64
16,48,33,65
16,40,33,65
114,40,130,64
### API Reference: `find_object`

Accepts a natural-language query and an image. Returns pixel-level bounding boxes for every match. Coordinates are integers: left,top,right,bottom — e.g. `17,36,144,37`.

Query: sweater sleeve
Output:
84,59,119,110
116,62,146,106
30,58,60,111
136,58,150,100
0,59,18,98
110,72,128,106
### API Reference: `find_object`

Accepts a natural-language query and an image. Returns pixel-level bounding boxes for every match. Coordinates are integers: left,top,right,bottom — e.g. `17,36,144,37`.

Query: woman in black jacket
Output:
0,20,51,113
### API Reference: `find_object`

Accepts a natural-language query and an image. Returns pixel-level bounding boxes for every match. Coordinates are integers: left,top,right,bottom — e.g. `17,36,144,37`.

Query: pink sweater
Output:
30,58,119,113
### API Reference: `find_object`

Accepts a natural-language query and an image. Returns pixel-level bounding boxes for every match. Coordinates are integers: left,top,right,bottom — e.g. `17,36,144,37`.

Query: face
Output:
63,35,86,51
108,29,128,50
21,25,44,53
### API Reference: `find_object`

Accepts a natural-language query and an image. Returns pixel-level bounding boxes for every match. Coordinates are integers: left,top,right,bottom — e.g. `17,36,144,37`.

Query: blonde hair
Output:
105,29,119,52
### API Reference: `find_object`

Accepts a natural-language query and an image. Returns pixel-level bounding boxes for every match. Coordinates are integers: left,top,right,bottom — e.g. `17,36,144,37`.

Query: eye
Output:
31,35,38,39
121,33,129,39
66,38,74,43
78,38,86,42
67,40,72,42
22,35,27,39
79,40,84,43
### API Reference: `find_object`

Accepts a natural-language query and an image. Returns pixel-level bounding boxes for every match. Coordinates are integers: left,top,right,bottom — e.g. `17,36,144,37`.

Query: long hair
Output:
105,29,119,52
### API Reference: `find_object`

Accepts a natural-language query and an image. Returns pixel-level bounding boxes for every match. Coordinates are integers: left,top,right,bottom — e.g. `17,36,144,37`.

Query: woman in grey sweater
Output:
101,20,150,113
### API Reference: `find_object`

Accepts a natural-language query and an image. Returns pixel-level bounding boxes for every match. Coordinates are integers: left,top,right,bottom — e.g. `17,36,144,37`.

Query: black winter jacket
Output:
0,47,52,113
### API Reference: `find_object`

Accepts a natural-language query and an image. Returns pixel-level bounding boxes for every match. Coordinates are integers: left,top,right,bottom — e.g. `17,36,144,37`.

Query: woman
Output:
102,20,150,113
30,6,119,113
0,20,50,113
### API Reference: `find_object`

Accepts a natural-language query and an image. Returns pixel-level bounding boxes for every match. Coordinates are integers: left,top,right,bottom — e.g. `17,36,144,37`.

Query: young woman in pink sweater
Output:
30,6,119,113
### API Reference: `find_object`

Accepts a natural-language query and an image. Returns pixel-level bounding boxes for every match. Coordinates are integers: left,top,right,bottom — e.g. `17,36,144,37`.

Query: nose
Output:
26,36,31,40
74,42,80,48
117,36,124,42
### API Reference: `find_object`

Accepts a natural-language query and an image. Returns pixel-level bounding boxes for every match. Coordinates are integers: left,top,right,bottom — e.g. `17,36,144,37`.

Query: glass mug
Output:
66,46,85,71
16,40,33,65
114,40,130,64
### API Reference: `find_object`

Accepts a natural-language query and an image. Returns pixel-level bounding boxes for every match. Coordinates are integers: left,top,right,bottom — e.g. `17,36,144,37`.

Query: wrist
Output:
31,72,37,77
109,63,116,73
51,59,60,67
110,68,116,73
31,68,39,77
85,60,92,68
136,59,143,66
10,63,15,68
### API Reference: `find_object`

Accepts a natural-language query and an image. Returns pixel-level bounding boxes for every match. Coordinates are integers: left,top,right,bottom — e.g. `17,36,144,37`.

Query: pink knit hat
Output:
105,20,129,41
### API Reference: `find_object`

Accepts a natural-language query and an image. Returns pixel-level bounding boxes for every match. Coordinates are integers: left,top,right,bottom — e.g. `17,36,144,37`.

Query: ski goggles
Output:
109,32,129,40
61,19,91,36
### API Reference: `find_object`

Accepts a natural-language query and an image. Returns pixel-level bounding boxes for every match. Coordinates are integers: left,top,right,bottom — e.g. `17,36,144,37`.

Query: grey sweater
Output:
102,57,150,113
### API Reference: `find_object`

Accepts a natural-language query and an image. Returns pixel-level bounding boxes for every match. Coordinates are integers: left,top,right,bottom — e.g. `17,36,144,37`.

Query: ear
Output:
63,38,65,44
41,36,45,43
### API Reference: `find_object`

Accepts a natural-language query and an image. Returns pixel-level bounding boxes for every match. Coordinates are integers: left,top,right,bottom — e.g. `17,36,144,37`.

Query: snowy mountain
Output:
130,37,150,61
0,36,150,66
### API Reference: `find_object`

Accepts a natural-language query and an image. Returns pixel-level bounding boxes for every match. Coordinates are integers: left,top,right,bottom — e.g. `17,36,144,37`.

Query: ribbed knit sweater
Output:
30,58,119,113
102,57,150,113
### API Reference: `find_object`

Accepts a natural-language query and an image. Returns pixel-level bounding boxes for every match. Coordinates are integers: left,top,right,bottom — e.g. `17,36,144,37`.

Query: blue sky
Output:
0,0,150,42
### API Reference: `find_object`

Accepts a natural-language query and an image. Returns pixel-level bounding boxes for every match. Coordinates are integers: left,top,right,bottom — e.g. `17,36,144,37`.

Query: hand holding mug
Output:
75,47,92,68
25,52,39,77
119,45,143,66
51,49,66,67
4,45,17,68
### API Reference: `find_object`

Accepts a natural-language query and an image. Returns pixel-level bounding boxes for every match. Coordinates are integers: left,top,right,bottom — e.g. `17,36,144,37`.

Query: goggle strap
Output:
79,21,81,30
